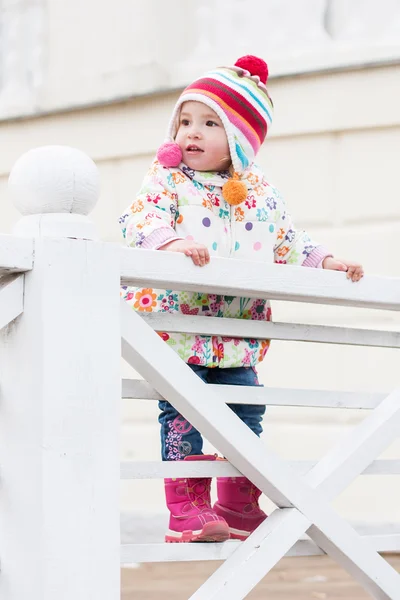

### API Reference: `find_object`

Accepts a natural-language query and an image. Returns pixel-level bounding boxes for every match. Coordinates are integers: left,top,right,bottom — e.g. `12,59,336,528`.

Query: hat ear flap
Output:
157,142,182,168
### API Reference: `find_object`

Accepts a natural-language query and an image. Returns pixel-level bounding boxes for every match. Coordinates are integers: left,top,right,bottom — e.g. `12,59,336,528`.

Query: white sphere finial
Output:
9,146,100,239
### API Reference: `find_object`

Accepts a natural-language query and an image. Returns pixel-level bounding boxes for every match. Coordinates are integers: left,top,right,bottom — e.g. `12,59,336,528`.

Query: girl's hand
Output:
322,256,364,282
160,239,210,267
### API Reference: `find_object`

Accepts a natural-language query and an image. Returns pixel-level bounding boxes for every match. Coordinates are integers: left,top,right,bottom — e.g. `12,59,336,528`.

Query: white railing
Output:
1,146,400,600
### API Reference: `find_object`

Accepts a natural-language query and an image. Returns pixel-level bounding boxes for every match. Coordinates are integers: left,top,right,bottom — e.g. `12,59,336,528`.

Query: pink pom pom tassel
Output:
156,142,182,167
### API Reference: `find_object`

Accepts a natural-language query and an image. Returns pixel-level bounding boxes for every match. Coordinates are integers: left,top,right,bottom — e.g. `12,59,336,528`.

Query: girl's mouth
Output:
186,145,204,154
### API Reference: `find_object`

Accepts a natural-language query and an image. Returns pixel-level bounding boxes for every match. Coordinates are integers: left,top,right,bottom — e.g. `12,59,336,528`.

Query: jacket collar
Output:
179,162,261,190
179,163,231,188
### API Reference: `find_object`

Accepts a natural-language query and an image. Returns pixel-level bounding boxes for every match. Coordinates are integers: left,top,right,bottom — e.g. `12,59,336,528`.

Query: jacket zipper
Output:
228,204,234,257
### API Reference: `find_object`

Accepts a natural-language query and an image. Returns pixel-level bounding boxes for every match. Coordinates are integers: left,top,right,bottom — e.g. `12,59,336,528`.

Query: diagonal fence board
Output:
120,247,400,311
0,234,34,275
0,275,24,330
122,378,386,409
189,384,400,600
191,513,398,600
189,382,400,599
304,389,400,498
120,459,400,479
121,303,400,600
140,312,400,349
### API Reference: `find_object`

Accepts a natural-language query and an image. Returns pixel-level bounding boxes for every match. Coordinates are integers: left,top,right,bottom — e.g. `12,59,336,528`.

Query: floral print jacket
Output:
119,159,329,368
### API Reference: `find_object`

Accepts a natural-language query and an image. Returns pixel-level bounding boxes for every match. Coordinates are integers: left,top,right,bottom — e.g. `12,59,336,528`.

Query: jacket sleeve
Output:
119,159,182,249
269,185,331,267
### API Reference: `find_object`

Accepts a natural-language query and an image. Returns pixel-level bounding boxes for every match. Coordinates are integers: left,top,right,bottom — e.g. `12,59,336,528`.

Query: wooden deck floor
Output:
122,554,400,599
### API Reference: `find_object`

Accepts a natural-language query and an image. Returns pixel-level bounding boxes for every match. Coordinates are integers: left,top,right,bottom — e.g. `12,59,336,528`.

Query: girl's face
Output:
175,101,231,172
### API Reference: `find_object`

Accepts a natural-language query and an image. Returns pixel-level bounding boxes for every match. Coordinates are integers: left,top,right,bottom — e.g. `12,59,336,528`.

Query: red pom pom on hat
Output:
235,55,269,84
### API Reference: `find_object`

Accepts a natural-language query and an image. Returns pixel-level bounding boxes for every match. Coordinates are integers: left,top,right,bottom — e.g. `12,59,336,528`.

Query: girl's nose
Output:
188,127,201,139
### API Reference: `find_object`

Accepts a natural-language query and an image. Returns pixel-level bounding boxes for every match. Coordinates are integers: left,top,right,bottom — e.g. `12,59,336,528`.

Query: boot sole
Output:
229,527,250,541
165,521,230,543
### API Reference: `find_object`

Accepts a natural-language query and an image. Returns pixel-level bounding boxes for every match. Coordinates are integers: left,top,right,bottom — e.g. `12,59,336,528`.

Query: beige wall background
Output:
1,0,400,529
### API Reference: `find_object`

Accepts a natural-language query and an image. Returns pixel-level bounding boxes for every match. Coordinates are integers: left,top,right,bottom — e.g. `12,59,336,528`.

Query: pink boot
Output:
165,455,230,543
213,477,267,540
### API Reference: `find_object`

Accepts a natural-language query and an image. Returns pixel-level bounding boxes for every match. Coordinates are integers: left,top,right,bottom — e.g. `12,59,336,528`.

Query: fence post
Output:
0,146,121,600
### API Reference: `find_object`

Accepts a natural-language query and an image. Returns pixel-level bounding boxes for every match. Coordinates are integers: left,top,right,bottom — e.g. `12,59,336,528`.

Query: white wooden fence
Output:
0,146,399,600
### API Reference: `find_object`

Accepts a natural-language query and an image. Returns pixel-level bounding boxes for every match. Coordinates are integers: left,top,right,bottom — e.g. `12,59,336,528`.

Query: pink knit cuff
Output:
141,227,181,250
302,246,332,269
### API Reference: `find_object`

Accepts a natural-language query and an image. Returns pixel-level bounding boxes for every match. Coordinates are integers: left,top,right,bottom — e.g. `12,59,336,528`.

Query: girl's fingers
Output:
198,248,207,266
183,244,210,266
355,268,364,281
347,266,364,282
191,248,201,266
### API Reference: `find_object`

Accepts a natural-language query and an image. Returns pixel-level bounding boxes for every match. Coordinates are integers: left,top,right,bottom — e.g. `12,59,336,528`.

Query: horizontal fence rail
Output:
122,378,387,409
0,235,34,276
121,248,400,311
120,459,400,479
121,526,400,565
140,313,400,349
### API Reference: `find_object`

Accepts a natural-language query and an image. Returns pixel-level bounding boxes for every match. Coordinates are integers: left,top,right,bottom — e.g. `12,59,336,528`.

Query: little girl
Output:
119,55,363,544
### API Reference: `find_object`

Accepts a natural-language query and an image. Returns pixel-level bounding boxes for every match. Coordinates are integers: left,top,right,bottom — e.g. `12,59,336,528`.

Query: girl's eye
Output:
206,120,218,127
181,119,190,126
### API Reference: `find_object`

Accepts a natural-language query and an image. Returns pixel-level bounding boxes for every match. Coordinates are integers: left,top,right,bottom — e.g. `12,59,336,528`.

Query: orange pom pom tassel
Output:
222,173,248,206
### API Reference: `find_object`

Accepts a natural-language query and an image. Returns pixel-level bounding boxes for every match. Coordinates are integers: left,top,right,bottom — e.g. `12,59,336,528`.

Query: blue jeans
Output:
159,365,266,461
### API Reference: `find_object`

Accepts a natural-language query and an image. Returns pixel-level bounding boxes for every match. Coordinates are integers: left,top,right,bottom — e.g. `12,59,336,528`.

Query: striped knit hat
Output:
157,56,273,204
